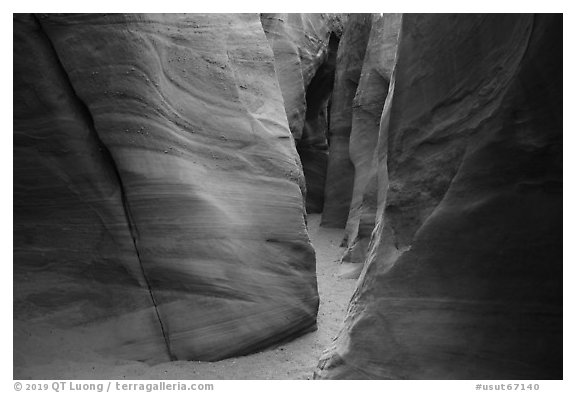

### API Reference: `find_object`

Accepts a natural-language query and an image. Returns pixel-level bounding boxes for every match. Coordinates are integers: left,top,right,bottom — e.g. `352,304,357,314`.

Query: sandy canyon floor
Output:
15,214,356,380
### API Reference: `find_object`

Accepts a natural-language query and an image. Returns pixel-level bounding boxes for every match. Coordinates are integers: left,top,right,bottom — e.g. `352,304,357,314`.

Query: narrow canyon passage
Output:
14,214,355,379
13,13,562,380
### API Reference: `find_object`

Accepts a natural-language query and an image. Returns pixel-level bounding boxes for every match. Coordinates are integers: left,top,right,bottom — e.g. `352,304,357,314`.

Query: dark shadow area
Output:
297,32,339,214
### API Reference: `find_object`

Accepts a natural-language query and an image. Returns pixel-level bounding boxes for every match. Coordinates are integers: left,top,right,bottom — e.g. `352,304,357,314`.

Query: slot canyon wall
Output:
321,13,372,228
14,13,562,380
261,13,344,213
340,13,401,273
14,13,321,366
316,13,562,379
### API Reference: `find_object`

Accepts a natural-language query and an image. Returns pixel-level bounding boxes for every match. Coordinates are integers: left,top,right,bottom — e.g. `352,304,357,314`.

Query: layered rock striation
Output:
14,13,563,380
14,13,318,365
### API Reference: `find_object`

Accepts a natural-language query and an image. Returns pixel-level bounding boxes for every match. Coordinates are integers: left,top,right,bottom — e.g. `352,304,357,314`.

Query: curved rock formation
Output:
14,13,168,364
14,12,563,380
321,14,373,228
316,14,562,379
341,14,401,270
261,14,344,213
260,13,343,140
14,13,318,365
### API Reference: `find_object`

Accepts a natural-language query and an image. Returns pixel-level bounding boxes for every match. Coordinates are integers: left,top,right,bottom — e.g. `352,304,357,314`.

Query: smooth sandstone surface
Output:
260,13,341,141
261,14,343,213
321,14,373,228
341,14,401,268
14,14,168,366
14,12,563,381
14,13,318,368
316,14,562,379
14,214,356,380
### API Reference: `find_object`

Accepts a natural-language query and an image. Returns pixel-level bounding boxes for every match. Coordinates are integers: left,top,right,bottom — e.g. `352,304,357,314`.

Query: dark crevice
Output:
32,14,175,361
326,97,333,145
297,32,340,214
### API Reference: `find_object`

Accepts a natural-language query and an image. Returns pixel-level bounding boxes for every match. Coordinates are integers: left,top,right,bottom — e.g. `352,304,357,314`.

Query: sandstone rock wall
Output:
261,14,344,213
321,14,373,228
341,14,401,268
14,13,169,364
260,13,343,140
296,33,339,213
14,13,318,365
14,13,563,379
316,13,562,379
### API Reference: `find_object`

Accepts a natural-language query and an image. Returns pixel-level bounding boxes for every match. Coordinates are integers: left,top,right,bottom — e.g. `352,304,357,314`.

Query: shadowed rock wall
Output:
297,33,340,213
321,14,373,228
341,14,401,270
13,13,169,364
316,13,562,379
14,13,318,365
260,13,343,140
261,14,344,213
14,13,563,379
